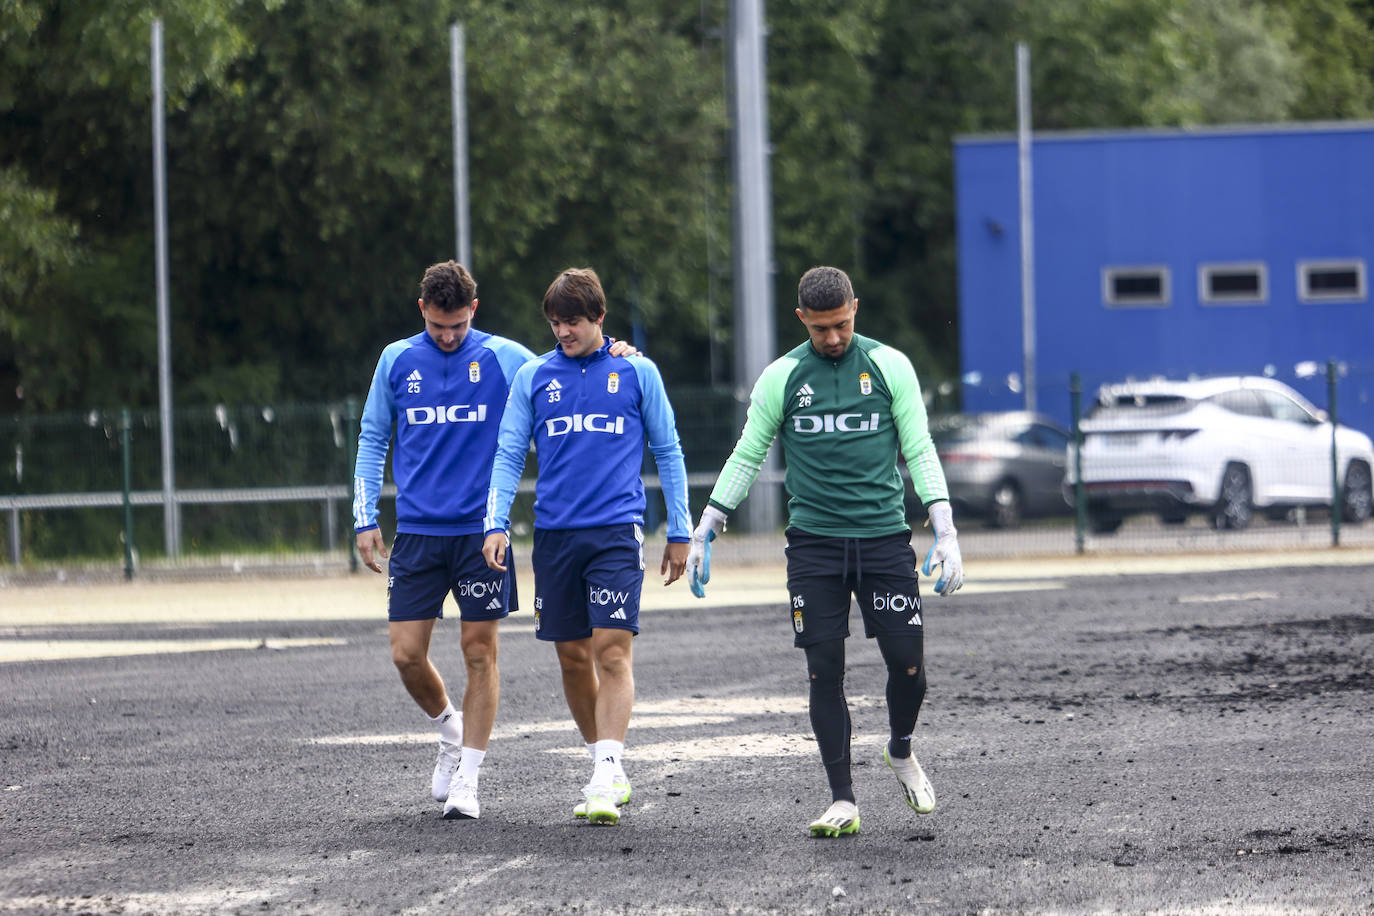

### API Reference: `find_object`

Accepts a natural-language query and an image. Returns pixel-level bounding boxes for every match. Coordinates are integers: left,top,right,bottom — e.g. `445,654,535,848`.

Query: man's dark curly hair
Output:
420,261,477,312
797,266,854,313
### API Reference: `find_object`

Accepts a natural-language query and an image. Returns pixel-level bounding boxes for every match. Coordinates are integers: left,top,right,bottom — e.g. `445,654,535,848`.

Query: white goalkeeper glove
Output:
687,505,727,598
921,500,964,596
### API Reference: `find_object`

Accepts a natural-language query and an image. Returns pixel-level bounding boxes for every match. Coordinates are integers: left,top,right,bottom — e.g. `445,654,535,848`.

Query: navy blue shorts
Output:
783,528,922,648
386,532,517,623
531,524,645,642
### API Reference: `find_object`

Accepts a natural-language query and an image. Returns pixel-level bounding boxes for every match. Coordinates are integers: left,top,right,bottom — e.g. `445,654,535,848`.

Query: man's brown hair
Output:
541,267,607,321
420,261,477,312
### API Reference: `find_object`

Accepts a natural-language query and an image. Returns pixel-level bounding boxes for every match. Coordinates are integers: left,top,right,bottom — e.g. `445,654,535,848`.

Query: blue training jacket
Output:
354,328,535,536
485,337,691,541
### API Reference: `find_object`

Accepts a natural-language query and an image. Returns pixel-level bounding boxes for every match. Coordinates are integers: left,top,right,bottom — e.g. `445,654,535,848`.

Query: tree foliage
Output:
3,0,1372,413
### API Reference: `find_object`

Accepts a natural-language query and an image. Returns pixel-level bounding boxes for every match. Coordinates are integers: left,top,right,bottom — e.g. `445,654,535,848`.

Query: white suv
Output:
1065,376,1374,533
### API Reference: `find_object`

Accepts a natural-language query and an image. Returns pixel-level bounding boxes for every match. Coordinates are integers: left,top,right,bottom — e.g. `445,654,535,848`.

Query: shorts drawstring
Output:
841,537,864,586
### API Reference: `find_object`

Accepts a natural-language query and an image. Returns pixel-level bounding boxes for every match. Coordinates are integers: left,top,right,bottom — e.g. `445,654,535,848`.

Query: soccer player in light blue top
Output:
354,261,639,821
482,267,692,826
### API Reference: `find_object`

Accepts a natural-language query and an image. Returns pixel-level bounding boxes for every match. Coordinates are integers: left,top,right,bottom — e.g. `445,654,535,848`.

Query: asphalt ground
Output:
1,546,1372,914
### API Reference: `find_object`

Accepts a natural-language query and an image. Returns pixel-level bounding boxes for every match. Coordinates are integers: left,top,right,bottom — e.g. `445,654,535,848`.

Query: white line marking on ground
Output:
1177,591,1279,603
0,637,346,664
304,694,886,749
398,854,537,913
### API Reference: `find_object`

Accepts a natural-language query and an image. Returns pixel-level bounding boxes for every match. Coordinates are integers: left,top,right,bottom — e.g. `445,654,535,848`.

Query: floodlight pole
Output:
152,19,179,557
1016,42,1037,413
728,0,780,533
451,23,471,269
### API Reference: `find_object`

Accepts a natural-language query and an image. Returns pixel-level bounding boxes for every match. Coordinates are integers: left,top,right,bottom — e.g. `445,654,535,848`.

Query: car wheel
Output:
1210,463,1253,531
987,481,1023,529
1087,503,1124,534
1342,461,1373,524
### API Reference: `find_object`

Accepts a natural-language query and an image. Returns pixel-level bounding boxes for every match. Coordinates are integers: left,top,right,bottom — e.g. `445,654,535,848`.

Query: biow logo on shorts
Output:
458,579,502,599
406,404,488,425
588,585,632,607
872,592,922,620
792,413,881,433
545,414,626,437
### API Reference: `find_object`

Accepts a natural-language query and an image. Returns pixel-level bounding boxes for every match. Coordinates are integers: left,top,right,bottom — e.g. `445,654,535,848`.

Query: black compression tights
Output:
876,633,926,759
805,635,928,802
804,639,853,803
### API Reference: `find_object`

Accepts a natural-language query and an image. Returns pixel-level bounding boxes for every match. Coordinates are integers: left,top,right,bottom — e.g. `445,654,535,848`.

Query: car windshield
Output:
929,415,986,445
1087,393,1194,419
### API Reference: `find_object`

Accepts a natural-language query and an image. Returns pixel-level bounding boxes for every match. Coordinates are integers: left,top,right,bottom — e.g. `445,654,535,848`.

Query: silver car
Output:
913,412,1071,529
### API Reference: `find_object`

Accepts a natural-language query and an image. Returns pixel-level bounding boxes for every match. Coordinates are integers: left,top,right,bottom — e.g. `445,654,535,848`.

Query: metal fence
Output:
0,389,750,578
4,368,1373,582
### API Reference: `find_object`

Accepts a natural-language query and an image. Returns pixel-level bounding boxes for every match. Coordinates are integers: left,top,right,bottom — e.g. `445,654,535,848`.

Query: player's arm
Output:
687,357,793,596
489,338,538,386
482,362,537,571
629,356,691,585
871,346,962,595
354,347,401,573
705,357,792,513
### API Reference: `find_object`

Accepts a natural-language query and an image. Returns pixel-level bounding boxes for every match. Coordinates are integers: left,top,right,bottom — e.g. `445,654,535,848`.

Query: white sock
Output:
591,739,624,788
586,742,597,759
456,747,485,786
430,704,462,745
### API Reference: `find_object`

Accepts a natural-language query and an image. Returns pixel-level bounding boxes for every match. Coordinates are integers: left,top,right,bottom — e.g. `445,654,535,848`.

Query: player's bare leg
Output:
559,632,633,821
458,619,499,750
390,618,447,716
577,628,634,824
555,637,599,743
443,618,499,820
589,627,634,744
390,619,463,803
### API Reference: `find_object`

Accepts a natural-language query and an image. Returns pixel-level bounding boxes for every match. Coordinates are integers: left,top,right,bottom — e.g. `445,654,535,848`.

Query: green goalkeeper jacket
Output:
707,333,949,538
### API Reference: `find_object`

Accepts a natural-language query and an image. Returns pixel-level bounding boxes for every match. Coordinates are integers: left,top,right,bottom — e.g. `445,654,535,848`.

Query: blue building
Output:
953,121,1374,435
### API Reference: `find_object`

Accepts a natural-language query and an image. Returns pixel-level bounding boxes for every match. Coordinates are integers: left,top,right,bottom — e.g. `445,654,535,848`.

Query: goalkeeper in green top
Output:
686,265,964,838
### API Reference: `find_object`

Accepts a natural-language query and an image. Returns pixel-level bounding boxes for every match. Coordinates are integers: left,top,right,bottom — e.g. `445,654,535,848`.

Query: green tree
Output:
0,167,80,405
0,0,266,410
1268,0,1374,118
1,1,727,410
5,0,1374,415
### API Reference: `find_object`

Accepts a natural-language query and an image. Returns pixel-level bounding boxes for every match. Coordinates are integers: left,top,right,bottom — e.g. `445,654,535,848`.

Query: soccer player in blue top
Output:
482,267,692,826
354,261,639,821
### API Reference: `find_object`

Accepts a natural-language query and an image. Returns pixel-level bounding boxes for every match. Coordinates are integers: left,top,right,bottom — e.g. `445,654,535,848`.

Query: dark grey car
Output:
908,411,1071,528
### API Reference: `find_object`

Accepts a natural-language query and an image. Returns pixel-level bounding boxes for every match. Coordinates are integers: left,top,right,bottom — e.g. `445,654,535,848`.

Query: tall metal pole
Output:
152,19,179,557
121,408,136,580
728,0,780,532
450,23,471,269
1016,42,1037,413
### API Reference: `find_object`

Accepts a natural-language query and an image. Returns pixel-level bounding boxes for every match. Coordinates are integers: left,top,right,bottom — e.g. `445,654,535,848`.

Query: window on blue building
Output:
1200,262,1266,305
1102,266,1170,308
1298,260,1366,303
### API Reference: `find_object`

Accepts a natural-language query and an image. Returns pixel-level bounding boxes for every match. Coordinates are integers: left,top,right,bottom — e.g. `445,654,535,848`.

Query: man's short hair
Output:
542,267,607,321
797,266,854,313
420,261,477,312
